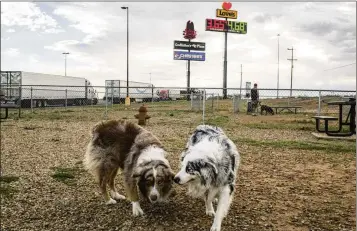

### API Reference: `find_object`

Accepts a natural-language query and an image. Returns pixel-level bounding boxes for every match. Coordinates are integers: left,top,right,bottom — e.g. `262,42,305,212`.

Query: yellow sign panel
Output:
216,9,238,19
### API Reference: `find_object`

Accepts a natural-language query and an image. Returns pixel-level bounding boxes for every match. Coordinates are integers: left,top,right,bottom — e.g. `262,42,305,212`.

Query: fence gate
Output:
233,95,242,113
191,91,204,111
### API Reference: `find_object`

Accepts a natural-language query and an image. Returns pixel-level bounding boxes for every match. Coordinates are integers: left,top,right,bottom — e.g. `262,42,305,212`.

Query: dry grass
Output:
1,100,355,231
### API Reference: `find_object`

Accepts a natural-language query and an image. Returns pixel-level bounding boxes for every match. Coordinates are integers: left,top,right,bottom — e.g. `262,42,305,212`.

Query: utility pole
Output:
287,47,297,98
239,64,243,98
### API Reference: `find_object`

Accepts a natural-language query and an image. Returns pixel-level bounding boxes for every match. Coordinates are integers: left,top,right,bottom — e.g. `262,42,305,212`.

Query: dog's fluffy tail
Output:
83,144,104,182
83,123,106,182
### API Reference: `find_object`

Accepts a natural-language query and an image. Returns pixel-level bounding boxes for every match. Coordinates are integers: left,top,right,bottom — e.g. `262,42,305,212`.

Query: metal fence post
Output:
190,92,193,109
105,87,108,120
65,89,68,109
151,85,154,103
318,90,321,115
211,93,214,111
202,90,206,124
91,90,93,107
18,86,22,117
111,86,114,108
30,87,33,113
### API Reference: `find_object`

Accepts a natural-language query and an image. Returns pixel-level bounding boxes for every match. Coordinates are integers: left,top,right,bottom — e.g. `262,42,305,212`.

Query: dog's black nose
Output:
150,194,158,202
173,177,180,184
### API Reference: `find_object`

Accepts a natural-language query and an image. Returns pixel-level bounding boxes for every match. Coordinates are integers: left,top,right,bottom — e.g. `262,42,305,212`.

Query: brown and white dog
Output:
84,120,175,216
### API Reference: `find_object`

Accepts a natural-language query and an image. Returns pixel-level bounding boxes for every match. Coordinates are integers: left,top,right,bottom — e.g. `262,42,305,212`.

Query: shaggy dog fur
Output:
84,120,175,216
174,125,240,231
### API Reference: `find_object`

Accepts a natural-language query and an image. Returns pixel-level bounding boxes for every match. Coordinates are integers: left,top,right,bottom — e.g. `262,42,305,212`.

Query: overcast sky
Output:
1,2,356,90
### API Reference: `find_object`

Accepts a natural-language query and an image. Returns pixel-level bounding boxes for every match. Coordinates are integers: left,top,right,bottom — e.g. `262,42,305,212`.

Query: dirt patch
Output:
1,104,355,231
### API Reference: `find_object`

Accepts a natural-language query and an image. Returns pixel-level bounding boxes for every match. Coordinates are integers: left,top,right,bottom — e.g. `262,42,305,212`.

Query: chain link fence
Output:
0,85,355,119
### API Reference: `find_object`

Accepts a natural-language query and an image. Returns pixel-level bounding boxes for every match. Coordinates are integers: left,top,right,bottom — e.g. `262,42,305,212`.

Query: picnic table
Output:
270,106,302,114
0,91,21,119
312,98,356,137
0,102,21,119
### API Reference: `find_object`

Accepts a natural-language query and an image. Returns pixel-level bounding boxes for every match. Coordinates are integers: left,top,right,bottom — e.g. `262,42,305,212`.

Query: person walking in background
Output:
251,83,259,116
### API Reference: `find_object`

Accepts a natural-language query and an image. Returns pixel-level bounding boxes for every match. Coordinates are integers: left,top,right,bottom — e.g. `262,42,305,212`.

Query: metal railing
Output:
0,85,355,117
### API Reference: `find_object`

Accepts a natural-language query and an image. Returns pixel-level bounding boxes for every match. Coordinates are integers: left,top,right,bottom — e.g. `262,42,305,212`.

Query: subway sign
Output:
216,9,237,19
205,18,247,34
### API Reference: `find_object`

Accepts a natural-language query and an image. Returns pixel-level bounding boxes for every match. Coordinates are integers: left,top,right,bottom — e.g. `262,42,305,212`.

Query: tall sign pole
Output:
173,21,207,101
223,17,228,99
205,2,247,99
187,38,191,100
183,21,196,100
239,64,242,98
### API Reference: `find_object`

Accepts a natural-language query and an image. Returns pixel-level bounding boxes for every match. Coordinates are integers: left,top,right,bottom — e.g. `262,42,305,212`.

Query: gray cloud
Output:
300,22,335,36
252,13,282,23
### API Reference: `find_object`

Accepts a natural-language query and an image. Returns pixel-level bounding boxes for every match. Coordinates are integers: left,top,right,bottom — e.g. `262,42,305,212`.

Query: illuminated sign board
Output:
174,51,205,61
216,9,237,19
205,18,247,34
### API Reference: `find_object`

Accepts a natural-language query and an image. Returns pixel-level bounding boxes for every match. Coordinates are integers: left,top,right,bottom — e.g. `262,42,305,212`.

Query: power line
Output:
323,63,356,72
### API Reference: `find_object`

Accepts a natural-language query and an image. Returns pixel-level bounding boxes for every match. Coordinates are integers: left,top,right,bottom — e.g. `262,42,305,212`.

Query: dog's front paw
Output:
206,209,215,217
110,191,126,200
132,202,144,217
210,223,221,231
105,198,117,205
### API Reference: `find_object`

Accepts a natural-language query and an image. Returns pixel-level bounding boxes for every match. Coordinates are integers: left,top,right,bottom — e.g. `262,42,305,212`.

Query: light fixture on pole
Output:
62,52,70,76
121,6,130,105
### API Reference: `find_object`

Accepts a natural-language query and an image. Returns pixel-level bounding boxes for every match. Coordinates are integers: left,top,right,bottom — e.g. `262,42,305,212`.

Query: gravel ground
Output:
1,104,355,231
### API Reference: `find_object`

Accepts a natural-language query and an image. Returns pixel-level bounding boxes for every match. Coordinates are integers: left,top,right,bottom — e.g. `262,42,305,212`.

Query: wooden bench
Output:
270,106,302,114
312,116,338,133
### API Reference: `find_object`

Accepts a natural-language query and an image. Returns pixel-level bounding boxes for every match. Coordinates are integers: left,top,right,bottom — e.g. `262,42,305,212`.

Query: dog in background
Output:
174,125,240,231
84,120,175,216
259,101,275,115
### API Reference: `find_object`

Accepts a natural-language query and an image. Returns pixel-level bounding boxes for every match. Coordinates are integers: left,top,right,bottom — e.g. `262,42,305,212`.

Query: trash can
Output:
247,101,252,114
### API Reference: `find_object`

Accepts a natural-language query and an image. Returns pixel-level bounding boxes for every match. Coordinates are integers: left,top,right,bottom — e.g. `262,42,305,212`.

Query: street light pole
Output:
277,34,280,99
121,6,129,104
62,52,70,76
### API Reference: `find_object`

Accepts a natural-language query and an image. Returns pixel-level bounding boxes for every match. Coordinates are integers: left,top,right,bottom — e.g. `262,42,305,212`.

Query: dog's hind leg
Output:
210,186,233,231
108,167,126,200
98,167,117,205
